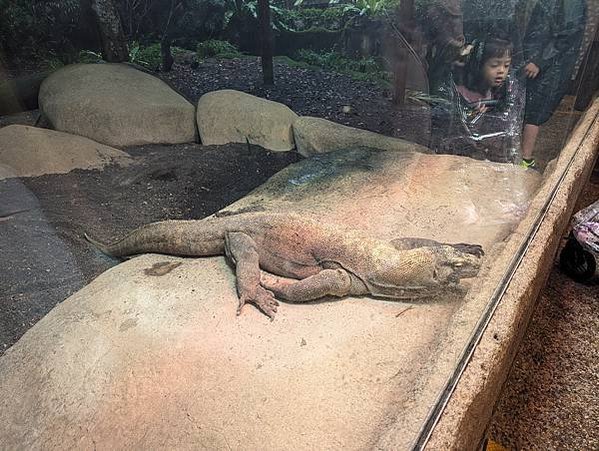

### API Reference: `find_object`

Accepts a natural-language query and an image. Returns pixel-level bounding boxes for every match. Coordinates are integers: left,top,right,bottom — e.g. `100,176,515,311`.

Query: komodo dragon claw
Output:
237,286,279,320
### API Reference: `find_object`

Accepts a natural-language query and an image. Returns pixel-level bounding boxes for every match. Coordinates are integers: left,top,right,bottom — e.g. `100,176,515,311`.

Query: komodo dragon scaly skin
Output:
85,212,483,319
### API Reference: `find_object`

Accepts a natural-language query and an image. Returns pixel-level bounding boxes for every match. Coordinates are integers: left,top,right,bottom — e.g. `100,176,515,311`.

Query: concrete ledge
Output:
421,98,599,450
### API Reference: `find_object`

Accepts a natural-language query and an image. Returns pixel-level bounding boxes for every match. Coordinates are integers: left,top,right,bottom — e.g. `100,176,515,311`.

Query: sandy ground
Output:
0,143,300,354
489,159,599,450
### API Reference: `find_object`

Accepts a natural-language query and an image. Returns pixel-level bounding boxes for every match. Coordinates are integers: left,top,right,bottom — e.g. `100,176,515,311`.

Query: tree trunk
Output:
161,38,174,72
90,0,129,62
159,0,181,72
393,0,414,104
258,0,274,85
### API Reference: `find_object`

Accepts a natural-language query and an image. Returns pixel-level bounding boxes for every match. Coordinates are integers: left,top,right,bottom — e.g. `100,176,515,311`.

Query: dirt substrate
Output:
489,162,599,449
0,143,300,354
158,57,431,145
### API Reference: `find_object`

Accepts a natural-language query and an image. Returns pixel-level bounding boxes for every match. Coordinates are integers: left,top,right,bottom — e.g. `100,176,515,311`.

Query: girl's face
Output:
482,53,511,89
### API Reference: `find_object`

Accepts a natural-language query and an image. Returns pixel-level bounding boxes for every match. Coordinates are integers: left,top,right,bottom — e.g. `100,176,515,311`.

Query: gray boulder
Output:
196,90,298,151
293,116,431,157
0,125,131,179
39,63,196,147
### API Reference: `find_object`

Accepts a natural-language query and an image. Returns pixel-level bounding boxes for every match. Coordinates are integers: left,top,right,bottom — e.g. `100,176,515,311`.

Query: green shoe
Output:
519,158,537,169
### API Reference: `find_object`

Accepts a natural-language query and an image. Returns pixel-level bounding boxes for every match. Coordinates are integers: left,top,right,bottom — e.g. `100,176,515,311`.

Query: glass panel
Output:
0,0,596,449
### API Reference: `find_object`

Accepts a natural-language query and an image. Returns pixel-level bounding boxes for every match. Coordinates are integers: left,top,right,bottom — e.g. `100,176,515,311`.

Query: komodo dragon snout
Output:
431,244,483,285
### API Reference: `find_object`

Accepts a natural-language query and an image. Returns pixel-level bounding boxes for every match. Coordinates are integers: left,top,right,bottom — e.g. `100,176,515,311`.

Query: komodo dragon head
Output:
364,243,483,299
427,244,482,284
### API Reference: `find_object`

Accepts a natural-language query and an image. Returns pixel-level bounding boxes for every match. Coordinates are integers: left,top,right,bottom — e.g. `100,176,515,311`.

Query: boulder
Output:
196,90,298,151
39,63,196,147
0,149,542,449
0,125,131,179
293,116,431,157
0,71,48,115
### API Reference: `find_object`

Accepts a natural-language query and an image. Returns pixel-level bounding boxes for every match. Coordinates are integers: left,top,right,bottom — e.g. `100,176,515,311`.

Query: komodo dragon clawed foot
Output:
237,286,279,320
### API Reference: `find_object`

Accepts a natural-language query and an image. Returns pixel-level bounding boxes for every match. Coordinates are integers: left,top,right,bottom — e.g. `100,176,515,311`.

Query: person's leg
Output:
521,123,540,160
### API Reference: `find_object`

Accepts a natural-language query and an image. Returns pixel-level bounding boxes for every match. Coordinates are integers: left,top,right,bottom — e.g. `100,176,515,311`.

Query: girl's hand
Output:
524,62,540,78
474,101,488,114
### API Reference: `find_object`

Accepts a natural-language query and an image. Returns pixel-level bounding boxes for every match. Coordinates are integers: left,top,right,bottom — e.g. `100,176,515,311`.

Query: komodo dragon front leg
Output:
259,269,357,303
224,231,280,319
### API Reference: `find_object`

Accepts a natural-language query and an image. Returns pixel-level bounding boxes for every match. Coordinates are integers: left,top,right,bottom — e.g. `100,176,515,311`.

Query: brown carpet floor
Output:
489,158,599,450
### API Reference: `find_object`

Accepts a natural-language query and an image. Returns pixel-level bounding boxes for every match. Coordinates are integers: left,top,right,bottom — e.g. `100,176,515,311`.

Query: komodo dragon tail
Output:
84,232,118,256
84,219,226,258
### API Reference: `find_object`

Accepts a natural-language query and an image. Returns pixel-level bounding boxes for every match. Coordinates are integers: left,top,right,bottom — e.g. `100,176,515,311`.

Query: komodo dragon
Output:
85,211,483,319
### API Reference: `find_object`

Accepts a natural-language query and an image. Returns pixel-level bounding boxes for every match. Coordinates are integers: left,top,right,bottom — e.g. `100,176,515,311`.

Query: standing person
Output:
520,0,587,169
423,0,467,93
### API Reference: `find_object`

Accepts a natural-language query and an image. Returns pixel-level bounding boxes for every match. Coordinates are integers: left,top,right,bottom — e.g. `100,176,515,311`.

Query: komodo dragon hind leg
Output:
259,269,353,303
224,232,279,320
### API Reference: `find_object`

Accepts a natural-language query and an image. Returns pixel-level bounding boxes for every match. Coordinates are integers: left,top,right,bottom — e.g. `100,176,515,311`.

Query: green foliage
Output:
273,55,311,69
0,0,81,60
196,40,242,58
293,49,390,85
295,49,377,73
119,0,227,43
135,43,162,70
293,0,398,16
336,0,399,18
44,53,66,71
133,43,187,70
278,7,349,31
223,0,302,33
77,50,104,64
73,43,188,71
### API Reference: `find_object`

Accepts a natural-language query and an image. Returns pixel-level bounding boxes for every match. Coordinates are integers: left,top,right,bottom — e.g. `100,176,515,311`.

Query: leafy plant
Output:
0,0,81,61
296,49,378,72
293,0,397,18
278,6,349,31
224,0,296,32
133,43,187,69
293,49,390,85
136,43,162,69
336,0,397,17
196,39,242,58
77,49,104,64
129,41,142,62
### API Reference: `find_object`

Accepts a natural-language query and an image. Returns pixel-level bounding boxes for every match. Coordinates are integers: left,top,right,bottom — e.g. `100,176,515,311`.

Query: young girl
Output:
431,37,524,163
456,38,513,114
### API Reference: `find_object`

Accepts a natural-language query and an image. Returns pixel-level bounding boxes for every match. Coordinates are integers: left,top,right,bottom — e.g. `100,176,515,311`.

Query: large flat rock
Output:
293,116,431,157
39,63,197,147
197,90,298,151
0,125,131,179
0,149,542,449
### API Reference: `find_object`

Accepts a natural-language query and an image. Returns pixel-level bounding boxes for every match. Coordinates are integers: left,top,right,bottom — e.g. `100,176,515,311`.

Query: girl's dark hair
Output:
463,37,513,94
